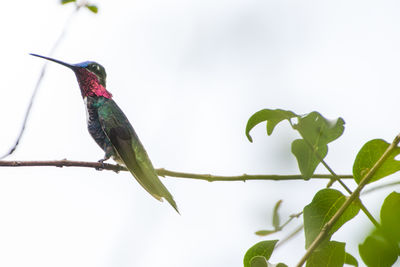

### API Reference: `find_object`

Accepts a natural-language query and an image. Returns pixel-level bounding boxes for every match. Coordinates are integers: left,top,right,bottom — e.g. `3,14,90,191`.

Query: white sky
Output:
1,0,400,266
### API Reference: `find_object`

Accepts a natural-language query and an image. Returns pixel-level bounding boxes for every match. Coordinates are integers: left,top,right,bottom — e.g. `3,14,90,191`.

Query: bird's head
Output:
30,53,112,99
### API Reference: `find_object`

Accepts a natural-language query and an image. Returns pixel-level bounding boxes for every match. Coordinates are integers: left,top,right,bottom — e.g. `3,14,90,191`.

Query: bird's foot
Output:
96,158,106,171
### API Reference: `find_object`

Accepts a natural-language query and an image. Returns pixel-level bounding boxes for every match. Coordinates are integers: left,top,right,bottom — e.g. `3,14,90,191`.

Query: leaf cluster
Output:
244,108,400,267
246,109,344,179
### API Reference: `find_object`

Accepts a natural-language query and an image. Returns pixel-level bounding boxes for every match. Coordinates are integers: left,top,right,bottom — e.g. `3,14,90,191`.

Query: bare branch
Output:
0,160,353,182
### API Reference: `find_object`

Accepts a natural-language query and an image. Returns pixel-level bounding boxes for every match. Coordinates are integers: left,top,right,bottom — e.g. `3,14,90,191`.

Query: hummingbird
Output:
30,53,178,213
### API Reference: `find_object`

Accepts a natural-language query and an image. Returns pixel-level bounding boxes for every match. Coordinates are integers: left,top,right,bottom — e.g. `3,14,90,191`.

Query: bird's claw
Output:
96,159,106,171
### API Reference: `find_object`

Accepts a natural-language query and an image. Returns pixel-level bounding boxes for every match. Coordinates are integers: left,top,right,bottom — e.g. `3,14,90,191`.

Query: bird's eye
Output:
89,64,100,73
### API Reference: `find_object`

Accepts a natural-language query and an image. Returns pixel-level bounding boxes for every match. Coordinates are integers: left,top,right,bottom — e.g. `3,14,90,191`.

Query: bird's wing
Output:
97,98,178,212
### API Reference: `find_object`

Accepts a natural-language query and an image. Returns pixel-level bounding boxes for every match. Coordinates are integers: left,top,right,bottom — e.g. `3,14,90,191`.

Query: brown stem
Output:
0,160,353,182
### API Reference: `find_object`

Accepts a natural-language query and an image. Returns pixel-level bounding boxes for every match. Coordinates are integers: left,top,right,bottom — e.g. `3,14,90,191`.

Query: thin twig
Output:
0,7,81,159
319,158,379,227
275,224,304,249
296,133,400,267
156,168,351,181
0,160,353,181
362,180,400,195
0,160,126,172
255,211,302,237
279,212,303,230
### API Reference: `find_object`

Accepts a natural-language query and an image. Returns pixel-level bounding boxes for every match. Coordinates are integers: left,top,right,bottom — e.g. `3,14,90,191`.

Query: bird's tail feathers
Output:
126,166,179,214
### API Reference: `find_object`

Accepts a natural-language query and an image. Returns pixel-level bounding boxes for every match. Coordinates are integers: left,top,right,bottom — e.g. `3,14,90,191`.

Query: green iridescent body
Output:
91,96,178,211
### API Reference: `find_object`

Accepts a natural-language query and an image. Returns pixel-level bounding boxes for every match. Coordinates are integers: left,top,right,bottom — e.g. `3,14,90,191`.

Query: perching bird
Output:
30,53,178,213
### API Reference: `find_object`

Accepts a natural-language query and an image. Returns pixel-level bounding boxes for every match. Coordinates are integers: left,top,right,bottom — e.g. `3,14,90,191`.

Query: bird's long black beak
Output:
30,53,77,70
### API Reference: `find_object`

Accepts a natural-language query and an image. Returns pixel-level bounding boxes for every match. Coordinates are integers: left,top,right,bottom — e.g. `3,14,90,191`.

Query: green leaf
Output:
303,189,360,248
272,200,282,229
61,0,76,4
358,192,400,267
243,240,278,267
245,110,344,179
353,139,400,184
250,256,269,267
380,191,400,242
291,112,344,179
359,231,399,267
249,256,288,267
292,139,327,179
295,112,345,145
306,241,345,267
255,230,276,236
86,4,98,13
245,109,297,142
344,252,358,267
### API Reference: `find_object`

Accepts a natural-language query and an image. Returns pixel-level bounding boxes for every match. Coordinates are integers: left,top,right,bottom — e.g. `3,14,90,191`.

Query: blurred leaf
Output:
276,263,288,267
344,252,358,267
250,256,269,267
61,0,76,4
306,241,345,267
303,189,360,248
255,230,276,236
353,139,400,184
272,200,282,229
292,139,327,179
244,240,278,267
359,231,399,267
380,191,400,242
86,4,98,13
294,112,345,145
246,109,297,142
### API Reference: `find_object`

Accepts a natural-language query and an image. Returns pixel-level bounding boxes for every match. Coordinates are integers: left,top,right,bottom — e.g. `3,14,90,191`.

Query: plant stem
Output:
295,133,400,267
300,135,380,227
0,160,353,181
319,158,380,227
362,180,400,195
278,212,303,230
275,224,304,249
